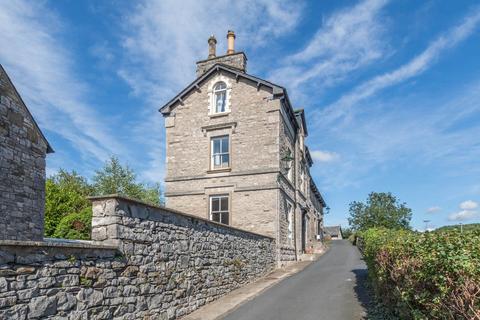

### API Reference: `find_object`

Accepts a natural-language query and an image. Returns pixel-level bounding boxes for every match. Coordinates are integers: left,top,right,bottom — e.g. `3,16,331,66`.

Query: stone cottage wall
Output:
0,66,48,241
0,195,276,319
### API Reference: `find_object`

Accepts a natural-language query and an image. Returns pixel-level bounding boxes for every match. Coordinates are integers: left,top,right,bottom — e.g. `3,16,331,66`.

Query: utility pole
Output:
460,223,463,233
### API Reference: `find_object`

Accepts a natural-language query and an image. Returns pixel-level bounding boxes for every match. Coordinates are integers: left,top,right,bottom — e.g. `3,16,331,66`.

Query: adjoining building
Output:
324,226,343,240
160,31,327,263
0,64,53,241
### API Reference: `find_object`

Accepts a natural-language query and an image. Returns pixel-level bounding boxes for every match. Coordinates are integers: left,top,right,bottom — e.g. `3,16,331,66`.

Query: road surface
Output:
224,240,370,320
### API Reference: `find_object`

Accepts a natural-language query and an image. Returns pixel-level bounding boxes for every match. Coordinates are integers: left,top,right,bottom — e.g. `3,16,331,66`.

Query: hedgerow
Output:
358,228,480,319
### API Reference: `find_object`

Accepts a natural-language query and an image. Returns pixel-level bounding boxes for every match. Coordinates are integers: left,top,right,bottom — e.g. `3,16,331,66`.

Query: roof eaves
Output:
281,90,299,132
305,146,313,167
0,64,54,153
159,63,284,115
294,109,308,136
310,179,327,207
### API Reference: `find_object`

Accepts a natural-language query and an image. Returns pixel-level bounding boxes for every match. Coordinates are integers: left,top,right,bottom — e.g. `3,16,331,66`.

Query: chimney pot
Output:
227,30,235,55
208,35,217,59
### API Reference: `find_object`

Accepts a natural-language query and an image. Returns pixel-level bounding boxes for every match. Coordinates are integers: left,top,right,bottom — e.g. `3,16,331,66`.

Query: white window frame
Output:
208,75,232,115
213,82,227,114
211,135,230,169
286,200,294,245
210,195,229,225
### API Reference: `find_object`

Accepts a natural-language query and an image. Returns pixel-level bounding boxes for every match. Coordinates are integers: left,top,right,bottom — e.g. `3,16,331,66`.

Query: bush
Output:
45,170,92,237
348,233,357,245
359,228,480,319
53,207,92,240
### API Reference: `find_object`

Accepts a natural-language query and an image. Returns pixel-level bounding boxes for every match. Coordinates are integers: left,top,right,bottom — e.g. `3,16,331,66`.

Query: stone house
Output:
160,31,327,262
0,64,53,241
324,226,343,240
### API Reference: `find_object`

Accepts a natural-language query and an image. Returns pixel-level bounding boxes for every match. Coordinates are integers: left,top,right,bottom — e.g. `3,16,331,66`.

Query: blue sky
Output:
1,0,480,230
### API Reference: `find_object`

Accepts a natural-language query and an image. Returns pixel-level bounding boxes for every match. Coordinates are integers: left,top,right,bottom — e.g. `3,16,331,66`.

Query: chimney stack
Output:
227,30,235,55
208,35,217,59
196,31,247,77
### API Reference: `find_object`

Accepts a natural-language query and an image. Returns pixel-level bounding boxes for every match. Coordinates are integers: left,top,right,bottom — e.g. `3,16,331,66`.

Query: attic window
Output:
214,82,227,113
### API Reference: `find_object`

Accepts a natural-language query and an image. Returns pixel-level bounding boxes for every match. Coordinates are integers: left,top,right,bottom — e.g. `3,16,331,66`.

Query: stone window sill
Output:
209,112,230,118
207,168,232,174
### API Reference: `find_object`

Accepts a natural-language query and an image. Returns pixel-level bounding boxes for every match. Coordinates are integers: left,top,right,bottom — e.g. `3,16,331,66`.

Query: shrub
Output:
45,170,92,237
359,228,480,319
53,207,92,240
348,233,357,245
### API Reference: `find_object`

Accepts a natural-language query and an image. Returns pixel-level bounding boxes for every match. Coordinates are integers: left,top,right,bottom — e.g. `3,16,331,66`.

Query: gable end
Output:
0,64,53,153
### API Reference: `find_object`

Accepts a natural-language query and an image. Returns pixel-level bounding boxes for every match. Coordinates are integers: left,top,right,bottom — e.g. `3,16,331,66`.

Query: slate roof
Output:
158,63,299,133
294,109,308,136
310,179,327,207
324,226,342,237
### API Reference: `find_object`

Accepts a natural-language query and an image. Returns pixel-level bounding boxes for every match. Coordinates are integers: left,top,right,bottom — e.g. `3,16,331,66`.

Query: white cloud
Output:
448,210,479,221
306,7,480,189
270,0,389,92
447,201,479,222
459,200,478,210
120,0,302,103
311,150,339,163
310,79,480,189
320,6,480,124
427,206,441,213
117,0,303,181
0,1,125,164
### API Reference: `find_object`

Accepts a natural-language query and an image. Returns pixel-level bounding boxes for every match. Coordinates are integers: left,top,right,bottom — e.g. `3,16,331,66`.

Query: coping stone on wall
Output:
88,194,275,240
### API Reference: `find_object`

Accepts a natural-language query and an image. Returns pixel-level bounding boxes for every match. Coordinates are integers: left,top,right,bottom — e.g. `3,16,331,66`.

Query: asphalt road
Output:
223,240,370,320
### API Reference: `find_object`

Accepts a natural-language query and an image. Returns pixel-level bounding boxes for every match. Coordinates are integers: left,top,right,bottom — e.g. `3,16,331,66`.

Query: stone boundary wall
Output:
0,195,276,319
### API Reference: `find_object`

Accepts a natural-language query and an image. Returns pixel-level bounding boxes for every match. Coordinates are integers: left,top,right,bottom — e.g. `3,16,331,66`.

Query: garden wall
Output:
0,195,276,319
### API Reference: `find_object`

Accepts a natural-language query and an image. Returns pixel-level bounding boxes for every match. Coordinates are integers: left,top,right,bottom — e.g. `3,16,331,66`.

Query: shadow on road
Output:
352,267,398,320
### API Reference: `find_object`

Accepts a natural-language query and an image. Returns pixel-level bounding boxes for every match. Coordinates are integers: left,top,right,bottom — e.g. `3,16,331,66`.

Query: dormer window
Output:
214,82,227,113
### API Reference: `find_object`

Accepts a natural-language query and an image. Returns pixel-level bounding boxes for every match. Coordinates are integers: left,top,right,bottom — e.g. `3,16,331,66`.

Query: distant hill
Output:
436,223,480,232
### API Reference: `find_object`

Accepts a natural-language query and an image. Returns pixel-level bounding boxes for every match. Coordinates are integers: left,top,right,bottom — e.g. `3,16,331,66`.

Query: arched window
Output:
213,82,227,113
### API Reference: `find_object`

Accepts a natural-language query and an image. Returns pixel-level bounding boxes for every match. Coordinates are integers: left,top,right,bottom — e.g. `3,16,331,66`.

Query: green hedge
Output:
52,207,92,240
359,228,480,319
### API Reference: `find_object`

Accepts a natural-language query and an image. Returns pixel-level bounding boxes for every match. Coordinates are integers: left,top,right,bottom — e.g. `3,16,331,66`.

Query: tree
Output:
348,192,412,231
53,207,92,240
45,170,93,237
342,227,353,239
92,156,161,205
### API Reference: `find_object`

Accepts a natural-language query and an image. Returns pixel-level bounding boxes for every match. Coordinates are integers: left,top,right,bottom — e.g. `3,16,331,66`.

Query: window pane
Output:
213,139,221,154
213,154,221,167
221,137,229,153
212,212,221,223
211,198,219,211
220,197,228,211
214,82,226,91
215,90,226,113
221,212,229,225
221,154,229,166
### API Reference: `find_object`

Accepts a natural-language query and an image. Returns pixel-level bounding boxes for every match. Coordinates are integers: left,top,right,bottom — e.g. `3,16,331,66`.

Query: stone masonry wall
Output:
196,52,247,77
0,196,276,319
164,70,282,241
0,66,48,241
